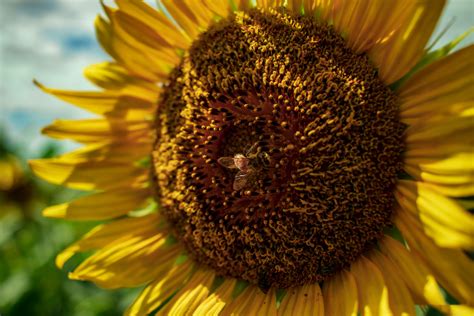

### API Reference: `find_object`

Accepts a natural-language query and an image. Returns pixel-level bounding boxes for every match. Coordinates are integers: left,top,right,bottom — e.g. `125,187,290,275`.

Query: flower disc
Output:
152,8,405,289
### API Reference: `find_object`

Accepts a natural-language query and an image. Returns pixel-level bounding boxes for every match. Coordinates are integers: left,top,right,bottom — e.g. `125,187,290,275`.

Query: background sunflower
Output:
0,0,472,316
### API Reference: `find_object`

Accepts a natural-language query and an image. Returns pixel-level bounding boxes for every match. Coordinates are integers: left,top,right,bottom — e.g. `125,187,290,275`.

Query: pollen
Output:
152,8,405,289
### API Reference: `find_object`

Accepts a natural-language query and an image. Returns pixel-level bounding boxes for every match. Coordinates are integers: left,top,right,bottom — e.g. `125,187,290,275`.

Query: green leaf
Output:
232,279,250,299
383,225,406,245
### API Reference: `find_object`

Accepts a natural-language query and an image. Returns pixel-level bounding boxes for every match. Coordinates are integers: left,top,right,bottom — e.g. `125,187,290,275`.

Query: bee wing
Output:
217,157,237,169
233,171,248,191
246,141,259,157
258,152,271,166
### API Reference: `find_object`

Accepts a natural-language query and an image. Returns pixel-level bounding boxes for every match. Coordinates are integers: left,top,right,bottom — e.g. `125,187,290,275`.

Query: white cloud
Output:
0,0,108,154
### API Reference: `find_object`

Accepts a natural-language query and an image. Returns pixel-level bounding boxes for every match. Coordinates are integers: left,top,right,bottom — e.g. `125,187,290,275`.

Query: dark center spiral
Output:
151,8,405,289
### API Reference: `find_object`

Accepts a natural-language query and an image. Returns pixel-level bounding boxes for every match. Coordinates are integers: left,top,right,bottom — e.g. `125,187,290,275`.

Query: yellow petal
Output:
70,231,180,289
418,182,474,201
328,0,357,32
43,187,150,220
29,158,147,191
234,0,251,11
406,106,474,142
404,164,474,186
95,6,166,82
322,270,358,316
319,0,341,20
55,213,159,268
404,117,474,186
369,251,416,316
202,0,232,17
256,0,281,9
446,305,474,316
301,0,318,15
182,0,216,27
396,180,474,249
350,256,391,316
399,45,474,118
369,0,446,84
405,152,474,176
279,283,324,316
84,62,156,91
256,0,267,9
220,285,262,316
378,236,446,306
350,0,414,53
158,268,215,316
161,0,202,40
218,285,256,316
0,156,23,191
332,0,414,53
405,137,473,161
395,211,474,305
113,10,180,67
286,0,304,13
109,22,169,81
125,261,194,316
113,7,179,56
115,0,190,49
404,114,474,181
221,287,277,316
193,278,237,316
249,288,278,315
33,81,154,117
83,64,162,105
57,141,151,164
401,102,474,128
41,118,151,143
94,15,117,59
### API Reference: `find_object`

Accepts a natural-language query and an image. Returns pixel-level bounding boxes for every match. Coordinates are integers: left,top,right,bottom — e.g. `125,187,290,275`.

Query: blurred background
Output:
0,0,472,315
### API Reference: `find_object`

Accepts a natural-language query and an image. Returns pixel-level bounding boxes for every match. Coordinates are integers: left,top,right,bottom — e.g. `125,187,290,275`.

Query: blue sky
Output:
1,0,106,155
0,0,473,157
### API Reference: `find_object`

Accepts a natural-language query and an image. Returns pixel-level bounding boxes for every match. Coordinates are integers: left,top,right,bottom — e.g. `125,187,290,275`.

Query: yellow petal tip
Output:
28,159,45,179
68,272,81,280
43,204,67,218
55,245,80,269
32,78,42,88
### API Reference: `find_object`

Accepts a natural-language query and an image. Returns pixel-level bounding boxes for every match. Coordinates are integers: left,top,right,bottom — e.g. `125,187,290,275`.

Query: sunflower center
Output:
152,8,405,289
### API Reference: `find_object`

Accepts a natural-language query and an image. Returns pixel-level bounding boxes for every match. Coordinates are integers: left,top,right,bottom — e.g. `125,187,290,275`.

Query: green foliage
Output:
0,137,139,316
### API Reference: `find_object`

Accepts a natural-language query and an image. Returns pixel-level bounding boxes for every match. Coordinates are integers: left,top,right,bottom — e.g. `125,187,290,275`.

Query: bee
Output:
218,142,262,191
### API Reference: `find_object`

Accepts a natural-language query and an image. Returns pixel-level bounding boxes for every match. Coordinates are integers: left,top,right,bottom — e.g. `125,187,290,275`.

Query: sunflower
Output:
31,0,473,315
1,142,36,217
